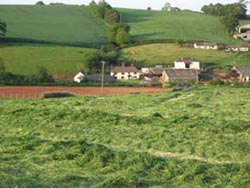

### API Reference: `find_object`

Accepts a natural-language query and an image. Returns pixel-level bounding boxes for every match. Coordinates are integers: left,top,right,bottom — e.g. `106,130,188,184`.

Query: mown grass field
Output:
0,45,97,76
121,43,250,67
0,86,249,187
119,9,237,44
0,5,107,44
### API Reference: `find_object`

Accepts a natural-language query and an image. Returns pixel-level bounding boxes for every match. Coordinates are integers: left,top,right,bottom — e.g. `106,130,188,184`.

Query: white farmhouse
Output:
194,42,218,50
111,63,140,80
74,72,85,83
174,58,201,70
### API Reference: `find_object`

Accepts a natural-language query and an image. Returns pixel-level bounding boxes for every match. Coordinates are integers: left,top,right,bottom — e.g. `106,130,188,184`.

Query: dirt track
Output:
0,86,169,98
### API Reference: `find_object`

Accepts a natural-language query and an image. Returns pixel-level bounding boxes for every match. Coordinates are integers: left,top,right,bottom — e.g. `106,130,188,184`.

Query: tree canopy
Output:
0,19,7,36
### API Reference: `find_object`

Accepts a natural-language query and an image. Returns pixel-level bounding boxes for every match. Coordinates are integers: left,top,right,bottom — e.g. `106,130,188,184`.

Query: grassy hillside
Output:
0,45,97,76
121,43,250,67
0,5,107,44
119,9,237,44
0,86,249,187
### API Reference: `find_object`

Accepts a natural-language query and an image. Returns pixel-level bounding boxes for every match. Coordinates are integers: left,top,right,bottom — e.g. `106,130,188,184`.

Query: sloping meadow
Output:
0,86,249,187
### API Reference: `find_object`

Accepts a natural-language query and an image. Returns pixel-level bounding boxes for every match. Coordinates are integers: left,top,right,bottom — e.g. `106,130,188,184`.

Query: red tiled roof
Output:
112,64,138,73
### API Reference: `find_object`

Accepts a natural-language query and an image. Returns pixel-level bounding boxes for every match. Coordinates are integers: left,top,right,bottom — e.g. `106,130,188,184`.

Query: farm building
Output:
174,58,201,70
235,24,250,41
233,66,250,82
193,42,218,50
74,72,85,83
111,63,140,80
161,69,199,83
225,45,250,52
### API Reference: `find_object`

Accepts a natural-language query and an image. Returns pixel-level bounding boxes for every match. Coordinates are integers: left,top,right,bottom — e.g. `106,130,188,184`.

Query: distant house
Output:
74,72,85,83
111,63,140,80
233,66,250,82
161,69,199,83
174,58,201,70
194,42,218,50
235,24,250,41
225,45,249,52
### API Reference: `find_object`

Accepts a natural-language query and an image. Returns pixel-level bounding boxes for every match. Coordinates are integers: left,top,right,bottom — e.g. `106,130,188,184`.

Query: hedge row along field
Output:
0,86,249,187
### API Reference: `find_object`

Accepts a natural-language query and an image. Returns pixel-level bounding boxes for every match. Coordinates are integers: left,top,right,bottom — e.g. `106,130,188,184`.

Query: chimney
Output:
131,64,134,67
122,62,125,68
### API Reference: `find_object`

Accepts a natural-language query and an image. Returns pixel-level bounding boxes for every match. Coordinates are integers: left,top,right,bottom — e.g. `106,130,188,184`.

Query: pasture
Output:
0,45,97,76
121,43,250,67
0,86,249,187
119,9,236,44
0,5,107,44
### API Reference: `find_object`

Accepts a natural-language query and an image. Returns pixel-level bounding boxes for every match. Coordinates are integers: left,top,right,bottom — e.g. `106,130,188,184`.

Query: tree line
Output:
87,0,131,46
201,0,247,32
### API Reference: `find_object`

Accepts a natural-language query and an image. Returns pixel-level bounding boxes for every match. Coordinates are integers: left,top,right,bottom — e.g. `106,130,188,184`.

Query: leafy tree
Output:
36,1,45,5
220,14,239,32
0,58,5,72
0,19,7,36
162,2,180,12
35,66,54,82
115,29,131,46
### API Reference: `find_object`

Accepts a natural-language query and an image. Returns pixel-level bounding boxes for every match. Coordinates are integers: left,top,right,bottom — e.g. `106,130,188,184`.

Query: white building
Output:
174,58,201,70
225,45,249,52
194,42,218,50
111,63,140,80
74,72,85,83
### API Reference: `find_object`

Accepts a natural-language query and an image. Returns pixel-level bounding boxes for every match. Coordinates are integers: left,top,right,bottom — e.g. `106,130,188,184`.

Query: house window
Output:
122,72,125,75
185,63,190,69
121,76,124,79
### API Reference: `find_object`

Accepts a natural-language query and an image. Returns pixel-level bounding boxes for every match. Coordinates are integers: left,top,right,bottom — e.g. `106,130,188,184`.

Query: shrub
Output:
41,92,76,98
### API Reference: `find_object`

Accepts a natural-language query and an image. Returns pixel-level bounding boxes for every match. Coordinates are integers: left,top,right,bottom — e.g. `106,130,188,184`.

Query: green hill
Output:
0,45,97,76
0,5,107,44
119,9,237,44
1,87,249,187
0,5,239,45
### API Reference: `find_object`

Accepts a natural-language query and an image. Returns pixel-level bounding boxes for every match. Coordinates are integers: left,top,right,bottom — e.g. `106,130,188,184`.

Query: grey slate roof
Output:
175,58,198,64
165,69,198,81
235,66,250,77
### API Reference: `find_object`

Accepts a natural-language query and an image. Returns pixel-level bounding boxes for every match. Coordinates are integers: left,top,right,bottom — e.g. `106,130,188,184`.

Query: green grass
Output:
0,5,107,44
121,43,250,67
0,86,250,187
119,9,237,44
239,19,250,25
0,45,97,76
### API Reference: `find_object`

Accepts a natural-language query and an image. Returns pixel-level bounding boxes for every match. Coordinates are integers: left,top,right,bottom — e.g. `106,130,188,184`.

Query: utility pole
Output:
101,61,106,95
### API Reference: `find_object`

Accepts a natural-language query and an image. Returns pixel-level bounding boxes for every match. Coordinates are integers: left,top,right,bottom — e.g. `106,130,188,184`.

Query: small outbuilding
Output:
233,66,250,82
74,72,85,83
161,69,199,83
194,42,218,50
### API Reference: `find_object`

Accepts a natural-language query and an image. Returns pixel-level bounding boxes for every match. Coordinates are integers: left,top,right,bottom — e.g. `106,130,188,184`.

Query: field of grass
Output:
0,5,107,44
239,19,250,25
121,43,250,68
0,45,97,76
0,86,249,187
119,9,237,44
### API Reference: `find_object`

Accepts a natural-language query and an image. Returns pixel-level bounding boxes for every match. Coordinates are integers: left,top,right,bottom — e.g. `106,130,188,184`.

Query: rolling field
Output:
0,5,107,44
121,43,250,67
0,45,97,76
0,86,249,187
119,9,236,44
0,5,239,44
